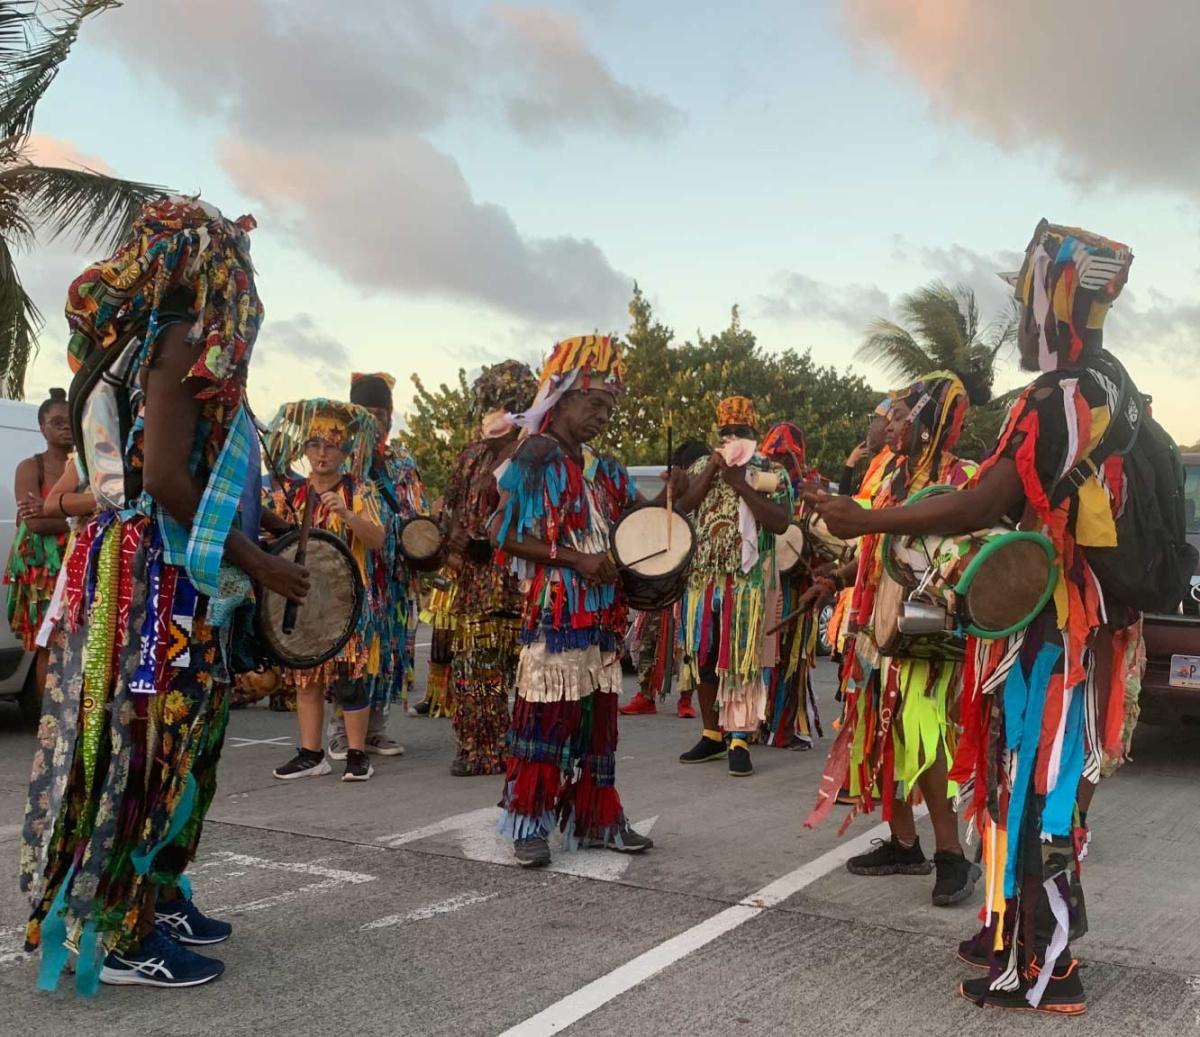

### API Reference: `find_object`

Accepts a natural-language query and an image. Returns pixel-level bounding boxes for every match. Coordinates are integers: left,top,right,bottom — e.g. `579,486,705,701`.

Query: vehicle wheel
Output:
817,604,835,657
16,658,42,729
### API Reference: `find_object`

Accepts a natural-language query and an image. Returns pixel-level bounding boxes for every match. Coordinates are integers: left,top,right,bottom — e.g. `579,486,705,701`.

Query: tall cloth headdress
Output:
889,370,968,499
472,359,538,438
266,398,376,481
512,334,625,433
1011,219,1133,373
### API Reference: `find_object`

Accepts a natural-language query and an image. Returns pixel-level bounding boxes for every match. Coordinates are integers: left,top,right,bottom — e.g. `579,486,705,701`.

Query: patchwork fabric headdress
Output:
715,395,757,429
1009,219,1133,372
65,195,263,410
266,398,375,479
472,359,538,437
512,334,625,433
890,370,968,497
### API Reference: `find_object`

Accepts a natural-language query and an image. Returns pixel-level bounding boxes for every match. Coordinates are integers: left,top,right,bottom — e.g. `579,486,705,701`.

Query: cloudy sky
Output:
20,0,1200,444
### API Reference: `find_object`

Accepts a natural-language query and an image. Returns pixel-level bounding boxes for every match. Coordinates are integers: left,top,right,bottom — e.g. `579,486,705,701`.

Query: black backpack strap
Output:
1048,359,1135,509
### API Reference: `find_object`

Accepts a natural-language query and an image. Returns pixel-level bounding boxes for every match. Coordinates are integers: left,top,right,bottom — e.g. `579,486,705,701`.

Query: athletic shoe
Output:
846,836,933,876
932,850,982,906
273,748,331,780
100,926,224,988
960,957,1086,1016
155,898,232,947
342,749,374,782
514,836,551,868
679,735,727,764
450,757,472,777
728,742,753,777
412,700,432,716
619,693,657,716
327,732,349,761
580,822,654,854
835,787,857,805
957,927,995,970
365,733,405,756
676,695,697,719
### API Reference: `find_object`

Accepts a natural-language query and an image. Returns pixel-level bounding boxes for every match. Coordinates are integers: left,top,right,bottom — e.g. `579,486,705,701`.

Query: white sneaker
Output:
327,733,349,761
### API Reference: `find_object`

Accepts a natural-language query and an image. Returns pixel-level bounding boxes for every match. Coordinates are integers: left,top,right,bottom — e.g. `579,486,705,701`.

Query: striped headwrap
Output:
889,370,968,498
512,335,625,433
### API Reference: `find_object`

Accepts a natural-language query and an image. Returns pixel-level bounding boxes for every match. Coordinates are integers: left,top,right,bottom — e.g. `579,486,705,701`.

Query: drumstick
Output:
282,479,315,635
621,547,670,569
766,601,812,637
665,413,674,550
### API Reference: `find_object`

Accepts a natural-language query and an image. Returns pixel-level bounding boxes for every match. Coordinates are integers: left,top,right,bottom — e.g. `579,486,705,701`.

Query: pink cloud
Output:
22,134,114,174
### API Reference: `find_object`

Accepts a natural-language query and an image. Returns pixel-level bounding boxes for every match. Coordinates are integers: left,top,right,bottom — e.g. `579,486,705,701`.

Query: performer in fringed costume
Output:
620,438,709,719
805,373,983,908
440,360,538,776
20,198,309,992
759,422,823,749
321,372,427,760
674,396,791,778
493,335,660,867
267,399,386,783
813,225,1146,1014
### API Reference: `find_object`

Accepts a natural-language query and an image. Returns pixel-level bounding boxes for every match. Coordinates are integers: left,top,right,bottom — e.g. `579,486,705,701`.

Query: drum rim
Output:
611,504,696,610
956,530,1058,639
610,503,697,571
257,528,364,669
776,522,807,573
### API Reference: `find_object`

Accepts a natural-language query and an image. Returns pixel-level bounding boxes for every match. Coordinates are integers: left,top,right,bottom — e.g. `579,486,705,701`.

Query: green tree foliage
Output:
0,1,165,397
393,369,474,503
858,279,1019,460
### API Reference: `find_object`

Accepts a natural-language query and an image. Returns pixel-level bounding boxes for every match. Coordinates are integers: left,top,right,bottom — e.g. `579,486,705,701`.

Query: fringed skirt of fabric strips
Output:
499,642,626,847
5,523,67,652
762,589,823,749
451,614,521,775
680,575,770,732
19,514,230,994
420,579,458,717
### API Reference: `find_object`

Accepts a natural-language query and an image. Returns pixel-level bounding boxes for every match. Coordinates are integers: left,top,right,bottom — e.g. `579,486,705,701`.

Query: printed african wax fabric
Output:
443,438,524,775
496,434,636,846
20,198,262,994
678,452,792,732
5,473,67,650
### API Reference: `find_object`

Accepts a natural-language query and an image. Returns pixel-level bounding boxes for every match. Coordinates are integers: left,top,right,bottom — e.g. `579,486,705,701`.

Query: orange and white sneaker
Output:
960,956,1086,1016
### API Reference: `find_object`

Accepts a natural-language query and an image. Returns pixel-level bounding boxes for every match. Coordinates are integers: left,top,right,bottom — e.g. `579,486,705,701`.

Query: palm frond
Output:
2,162,163,252
0,2,34,60
857,319,934,384
897,281,972,368
0,1,122,142
0,227,40,398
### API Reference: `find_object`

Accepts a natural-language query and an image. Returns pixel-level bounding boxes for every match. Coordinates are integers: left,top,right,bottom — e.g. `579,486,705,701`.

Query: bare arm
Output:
812,459,1025,540
673,458,717,515
142,322,309,603
43,465,95,520
14,457,68,535
725,467,790,535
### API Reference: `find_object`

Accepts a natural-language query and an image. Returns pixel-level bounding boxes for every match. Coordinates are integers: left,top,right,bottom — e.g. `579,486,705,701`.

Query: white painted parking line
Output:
378,807,659,882
359,890,500,930
497,813,921,1037
227,736,294,749
204,851,377,914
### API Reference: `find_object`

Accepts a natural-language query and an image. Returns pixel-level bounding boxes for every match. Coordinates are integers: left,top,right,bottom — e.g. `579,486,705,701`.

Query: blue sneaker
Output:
100,926,225,987
155,897,233,946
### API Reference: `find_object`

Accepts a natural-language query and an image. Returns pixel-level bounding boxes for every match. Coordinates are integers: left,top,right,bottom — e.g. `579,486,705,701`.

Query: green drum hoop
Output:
953,530,1058,639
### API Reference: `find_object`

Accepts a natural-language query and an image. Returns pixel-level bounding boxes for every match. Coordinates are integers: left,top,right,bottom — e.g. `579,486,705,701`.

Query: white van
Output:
0,398,46,723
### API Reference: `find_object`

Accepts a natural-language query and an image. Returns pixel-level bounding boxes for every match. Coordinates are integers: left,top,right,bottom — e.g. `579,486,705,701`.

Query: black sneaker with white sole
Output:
579,821,654,853
932,849,982,906
728,741,753,777
342,749,374,782
514,836,551,868
100,926,224,988
846,836,934,876
273,748,331,780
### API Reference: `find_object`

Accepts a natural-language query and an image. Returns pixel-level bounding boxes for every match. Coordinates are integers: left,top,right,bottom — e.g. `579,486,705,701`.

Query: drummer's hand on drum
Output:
810,492,871,540
258,551,311,604
576,551,618,586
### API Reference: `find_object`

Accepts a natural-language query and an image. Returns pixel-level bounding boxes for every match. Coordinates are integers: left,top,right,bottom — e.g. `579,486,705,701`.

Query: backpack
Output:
1050,356,1197,616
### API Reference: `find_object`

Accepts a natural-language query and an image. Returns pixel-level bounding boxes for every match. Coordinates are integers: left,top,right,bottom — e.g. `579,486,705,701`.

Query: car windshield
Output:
1186,464,1200,535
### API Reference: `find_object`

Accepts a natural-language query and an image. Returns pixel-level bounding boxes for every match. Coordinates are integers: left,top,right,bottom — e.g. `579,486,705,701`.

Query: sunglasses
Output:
718,424,755,439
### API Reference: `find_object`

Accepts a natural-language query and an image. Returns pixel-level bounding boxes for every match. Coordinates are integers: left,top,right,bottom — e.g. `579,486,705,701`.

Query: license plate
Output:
1169,654,1200,689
